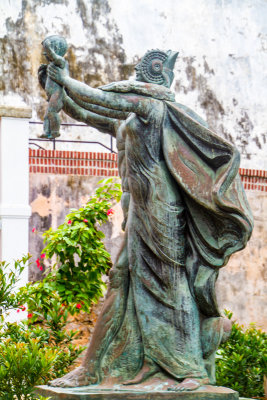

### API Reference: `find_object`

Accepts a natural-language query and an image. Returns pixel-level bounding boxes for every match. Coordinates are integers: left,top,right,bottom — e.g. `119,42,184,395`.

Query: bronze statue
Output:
39,35,68,139
38,48,253,392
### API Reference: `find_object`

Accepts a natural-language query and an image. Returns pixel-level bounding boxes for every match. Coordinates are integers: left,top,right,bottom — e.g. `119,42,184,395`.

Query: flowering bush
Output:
0,178,122,399
0,260,77,399
38,177,122,312
0,266,84,399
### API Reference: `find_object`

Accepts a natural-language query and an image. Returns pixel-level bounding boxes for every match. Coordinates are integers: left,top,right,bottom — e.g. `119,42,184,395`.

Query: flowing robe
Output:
80,92,253,384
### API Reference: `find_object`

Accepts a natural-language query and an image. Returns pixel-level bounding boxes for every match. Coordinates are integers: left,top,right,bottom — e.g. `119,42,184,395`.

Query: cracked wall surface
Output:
0,0,266,167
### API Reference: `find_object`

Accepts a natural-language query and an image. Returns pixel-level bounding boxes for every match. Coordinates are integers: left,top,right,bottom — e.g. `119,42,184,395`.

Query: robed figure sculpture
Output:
38,46,253,393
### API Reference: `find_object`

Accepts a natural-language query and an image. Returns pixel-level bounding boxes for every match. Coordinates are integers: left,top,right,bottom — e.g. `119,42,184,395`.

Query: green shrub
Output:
0,337,56,399
0,317,84,399
216,311,267,398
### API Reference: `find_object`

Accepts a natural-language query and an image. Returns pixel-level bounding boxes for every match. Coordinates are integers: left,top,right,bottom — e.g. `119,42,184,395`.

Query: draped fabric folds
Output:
162,102,253,316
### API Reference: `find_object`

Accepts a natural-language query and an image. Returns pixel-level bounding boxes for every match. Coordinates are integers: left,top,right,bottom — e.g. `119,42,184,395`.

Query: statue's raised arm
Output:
47,60,167,118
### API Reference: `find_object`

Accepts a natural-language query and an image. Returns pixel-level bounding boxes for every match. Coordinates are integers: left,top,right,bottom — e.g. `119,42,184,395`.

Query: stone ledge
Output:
0,105,32,118
35,385,239,400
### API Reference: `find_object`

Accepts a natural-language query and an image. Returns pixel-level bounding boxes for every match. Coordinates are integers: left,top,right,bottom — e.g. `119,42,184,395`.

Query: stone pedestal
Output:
35,385,238,400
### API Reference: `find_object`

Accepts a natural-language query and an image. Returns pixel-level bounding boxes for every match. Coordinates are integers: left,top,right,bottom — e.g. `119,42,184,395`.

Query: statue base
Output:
35,384,238,400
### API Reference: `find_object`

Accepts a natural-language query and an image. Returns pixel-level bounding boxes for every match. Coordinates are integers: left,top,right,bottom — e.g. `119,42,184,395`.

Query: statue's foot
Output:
167,377,209,392
50,131,60,138
123,358,159,385
49,366,97,388
40,133,52,139
39,132,60,139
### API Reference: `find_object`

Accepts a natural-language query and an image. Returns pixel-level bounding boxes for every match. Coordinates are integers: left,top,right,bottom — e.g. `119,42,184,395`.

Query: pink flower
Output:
76,303,82,309
40,253,45,259
32,228,36,233
67,220,72,225
83,219,88,223
28,313,33,318
17,309,20,313
39,266,43,271
36,258,40,267
107,209,114,216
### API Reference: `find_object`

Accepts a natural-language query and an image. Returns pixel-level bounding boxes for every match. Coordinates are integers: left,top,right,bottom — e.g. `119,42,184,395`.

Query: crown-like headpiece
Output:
139,49,178,87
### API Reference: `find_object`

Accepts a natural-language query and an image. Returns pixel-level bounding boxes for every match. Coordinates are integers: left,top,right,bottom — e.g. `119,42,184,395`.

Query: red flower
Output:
21,306,26,311
39,266,43,271
36,258,40,268
32,228,36,233
67,220,72,225
83,219,88,223
28,313,33,318
40,253,45,259
17,309,20,313
107,209,114,216
76,303,82,309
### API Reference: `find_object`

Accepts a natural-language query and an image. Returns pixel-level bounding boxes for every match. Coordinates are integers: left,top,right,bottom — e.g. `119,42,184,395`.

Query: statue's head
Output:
135,49,178,88
42,35,68,57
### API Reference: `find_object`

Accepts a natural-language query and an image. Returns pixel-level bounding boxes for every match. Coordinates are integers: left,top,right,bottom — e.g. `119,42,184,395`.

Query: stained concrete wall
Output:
0,0,267,167
29,174,267,330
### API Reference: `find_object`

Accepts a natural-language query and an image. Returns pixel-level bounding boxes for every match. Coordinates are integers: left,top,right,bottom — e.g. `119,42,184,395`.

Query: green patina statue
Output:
38,35,68,139
38,48,253,393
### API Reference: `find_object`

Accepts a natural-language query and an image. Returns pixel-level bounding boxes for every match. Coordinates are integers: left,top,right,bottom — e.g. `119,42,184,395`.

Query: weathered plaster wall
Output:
109,0,267,169
0,0,266,167
216,190,267,329
29,174,267,330
0,0,127,117
29,173,123,281
0,0,130,149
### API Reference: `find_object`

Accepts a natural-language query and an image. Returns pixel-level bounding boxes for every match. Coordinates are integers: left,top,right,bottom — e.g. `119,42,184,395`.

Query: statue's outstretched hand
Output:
43,43,57,62
47,63,68,85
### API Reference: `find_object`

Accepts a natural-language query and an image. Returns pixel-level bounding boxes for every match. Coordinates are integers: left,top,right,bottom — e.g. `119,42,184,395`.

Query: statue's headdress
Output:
138,49,178,87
